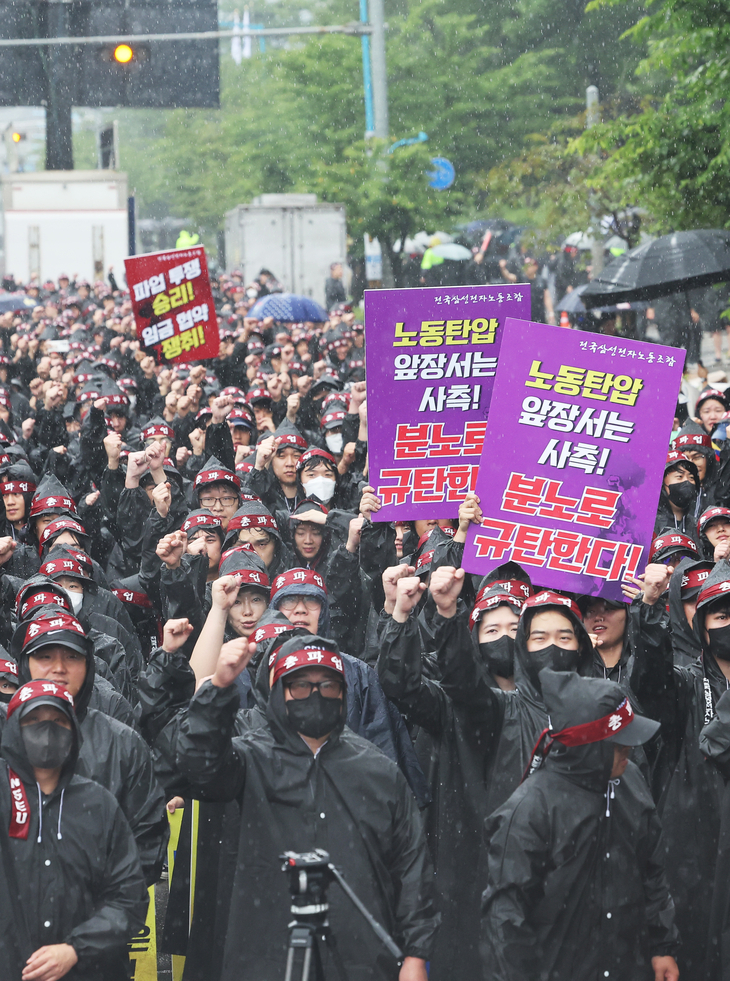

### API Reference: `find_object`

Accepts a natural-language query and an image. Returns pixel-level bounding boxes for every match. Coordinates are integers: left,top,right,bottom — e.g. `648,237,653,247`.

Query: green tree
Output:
577,0,730,231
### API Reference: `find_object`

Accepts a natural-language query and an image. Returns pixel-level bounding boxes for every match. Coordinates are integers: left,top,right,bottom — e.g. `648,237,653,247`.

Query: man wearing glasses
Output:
193,455,241,532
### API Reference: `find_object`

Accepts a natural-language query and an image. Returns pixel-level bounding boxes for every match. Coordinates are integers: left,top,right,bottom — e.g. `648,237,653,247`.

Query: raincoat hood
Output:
694,557,730,686
668,557,712,662
514,593,594,699
1,679,82,787
265,633,346,750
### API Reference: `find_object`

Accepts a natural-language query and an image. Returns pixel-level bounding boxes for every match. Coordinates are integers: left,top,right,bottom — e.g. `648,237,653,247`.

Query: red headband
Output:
671,433,712,451
276,433,308,450
182,513,223,534
194,468,241,490
19,591,70,618
470,591,524,629
1,481,36,496
112,588,154,609
39,518,87,550
40,557,88,581
415,549,435,572
248,622,297,645
272,569,326,597
0,659,17,676
7,679,74,718
270,646,345,685
228,513,277,533
142,423,174,440
522,590,582,621
681,567,711,593
552,697,634,747
30,495,77,518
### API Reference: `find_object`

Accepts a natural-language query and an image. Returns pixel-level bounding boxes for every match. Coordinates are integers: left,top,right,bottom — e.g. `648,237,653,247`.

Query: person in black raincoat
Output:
175,631,440,981
629,557,730,977
700,686,730,981
482,669,678,981
376,569,529,981
671,425,726,512
423,568,596,815
666,557,713,666
9,608,168,885
0,679,148,981
655,451,702,539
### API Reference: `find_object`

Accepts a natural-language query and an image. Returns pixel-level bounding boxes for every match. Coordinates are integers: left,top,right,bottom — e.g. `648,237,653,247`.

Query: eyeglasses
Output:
199,495,238,507
284,679,343,699
277,595,322,612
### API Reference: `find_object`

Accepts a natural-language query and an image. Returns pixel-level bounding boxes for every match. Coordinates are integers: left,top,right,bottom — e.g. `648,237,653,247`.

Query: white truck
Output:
224,193,346,308
0,170,129,284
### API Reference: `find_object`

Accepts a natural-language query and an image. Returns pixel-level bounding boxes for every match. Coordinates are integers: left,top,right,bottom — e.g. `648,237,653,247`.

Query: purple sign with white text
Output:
364,284,531,520
462,319,684,601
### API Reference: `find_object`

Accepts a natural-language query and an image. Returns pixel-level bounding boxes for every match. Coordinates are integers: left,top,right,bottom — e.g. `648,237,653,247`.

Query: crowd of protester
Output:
3,267,730,981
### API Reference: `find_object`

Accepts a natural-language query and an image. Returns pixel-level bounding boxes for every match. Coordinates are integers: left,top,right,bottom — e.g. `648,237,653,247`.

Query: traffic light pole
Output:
46,0,74,170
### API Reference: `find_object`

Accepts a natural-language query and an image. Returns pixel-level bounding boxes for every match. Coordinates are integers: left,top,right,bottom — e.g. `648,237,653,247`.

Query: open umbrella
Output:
557,283,648,315
582,229,730,308
247,293,329,323
0,293,36,314
430,243,472,261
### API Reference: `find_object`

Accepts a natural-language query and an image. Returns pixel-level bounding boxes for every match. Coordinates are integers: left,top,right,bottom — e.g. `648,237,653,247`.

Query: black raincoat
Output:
0,694,148,980
482,671,678,981
14,640,168,885
175,674,440,981
629,565,730,977
433,601,595,815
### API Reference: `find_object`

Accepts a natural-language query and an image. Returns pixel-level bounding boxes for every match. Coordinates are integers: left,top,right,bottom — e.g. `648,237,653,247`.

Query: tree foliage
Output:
577,0,730,231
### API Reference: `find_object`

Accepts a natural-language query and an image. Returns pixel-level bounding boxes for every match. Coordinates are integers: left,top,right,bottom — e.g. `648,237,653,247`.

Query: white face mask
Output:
127,394,137,410
304,476,335,502
325,433,343,455
69,591,83,615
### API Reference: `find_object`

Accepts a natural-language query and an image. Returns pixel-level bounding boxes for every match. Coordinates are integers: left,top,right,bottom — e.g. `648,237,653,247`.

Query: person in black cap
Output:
655,451,701,538
482,669,678,981
0,679,148,981
11,608,168,886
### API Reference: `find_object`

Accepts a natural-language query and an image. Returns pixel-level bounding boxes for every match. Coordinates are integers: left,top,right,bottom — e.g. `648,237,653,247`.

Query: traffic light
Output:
113,44,133,64
101,43,149,65
0,1,219,109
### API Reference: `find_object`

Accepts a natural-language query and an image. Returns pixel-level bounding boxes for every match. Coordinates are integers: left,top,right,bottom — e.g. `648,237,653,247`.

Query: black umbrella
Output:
582,229,730,308
557,282,648,315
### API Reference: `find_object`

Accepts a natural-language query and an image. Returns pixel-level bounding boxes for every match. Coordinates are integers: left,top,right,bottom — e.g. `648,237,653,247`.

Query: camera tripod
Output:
281,849,403,981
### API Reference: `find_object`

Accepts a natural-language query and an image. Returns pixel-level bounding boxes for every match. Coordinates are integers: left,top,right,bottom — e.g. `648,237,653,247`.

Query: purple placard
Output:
364,284,531,520
462,318,684,601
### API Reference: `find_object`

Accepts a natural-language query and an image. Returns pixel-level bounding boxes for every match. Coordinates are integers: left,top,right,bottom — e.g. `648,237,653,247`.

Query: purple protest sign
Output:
462,319,684,601
364,284,531,520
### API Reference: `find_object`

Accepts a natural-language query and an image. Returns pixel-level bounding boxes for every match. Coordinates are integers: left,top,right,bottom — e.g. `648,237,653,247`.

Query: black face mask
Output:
0,690,14,704
479,636,515,678
21,720,73,770
708,625,730,662
667,481,697,510
286,692,343,739
532,643,581,674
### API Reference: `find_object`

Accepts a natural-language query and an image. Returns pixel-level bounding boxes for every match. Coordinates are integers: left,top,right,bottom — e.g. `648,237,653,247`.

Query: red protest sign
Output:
125,247,219,364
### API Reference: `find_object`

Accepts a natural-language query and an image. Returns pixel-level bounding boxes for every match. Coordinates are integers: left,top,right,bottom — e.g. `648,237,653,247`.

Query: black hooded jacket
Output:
0,695,148,981
175,665,440,981
629,561,730,977
14,641,168,885
376,604,494,981
433,601,595,815
482,671,678,981
667,557,708,666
